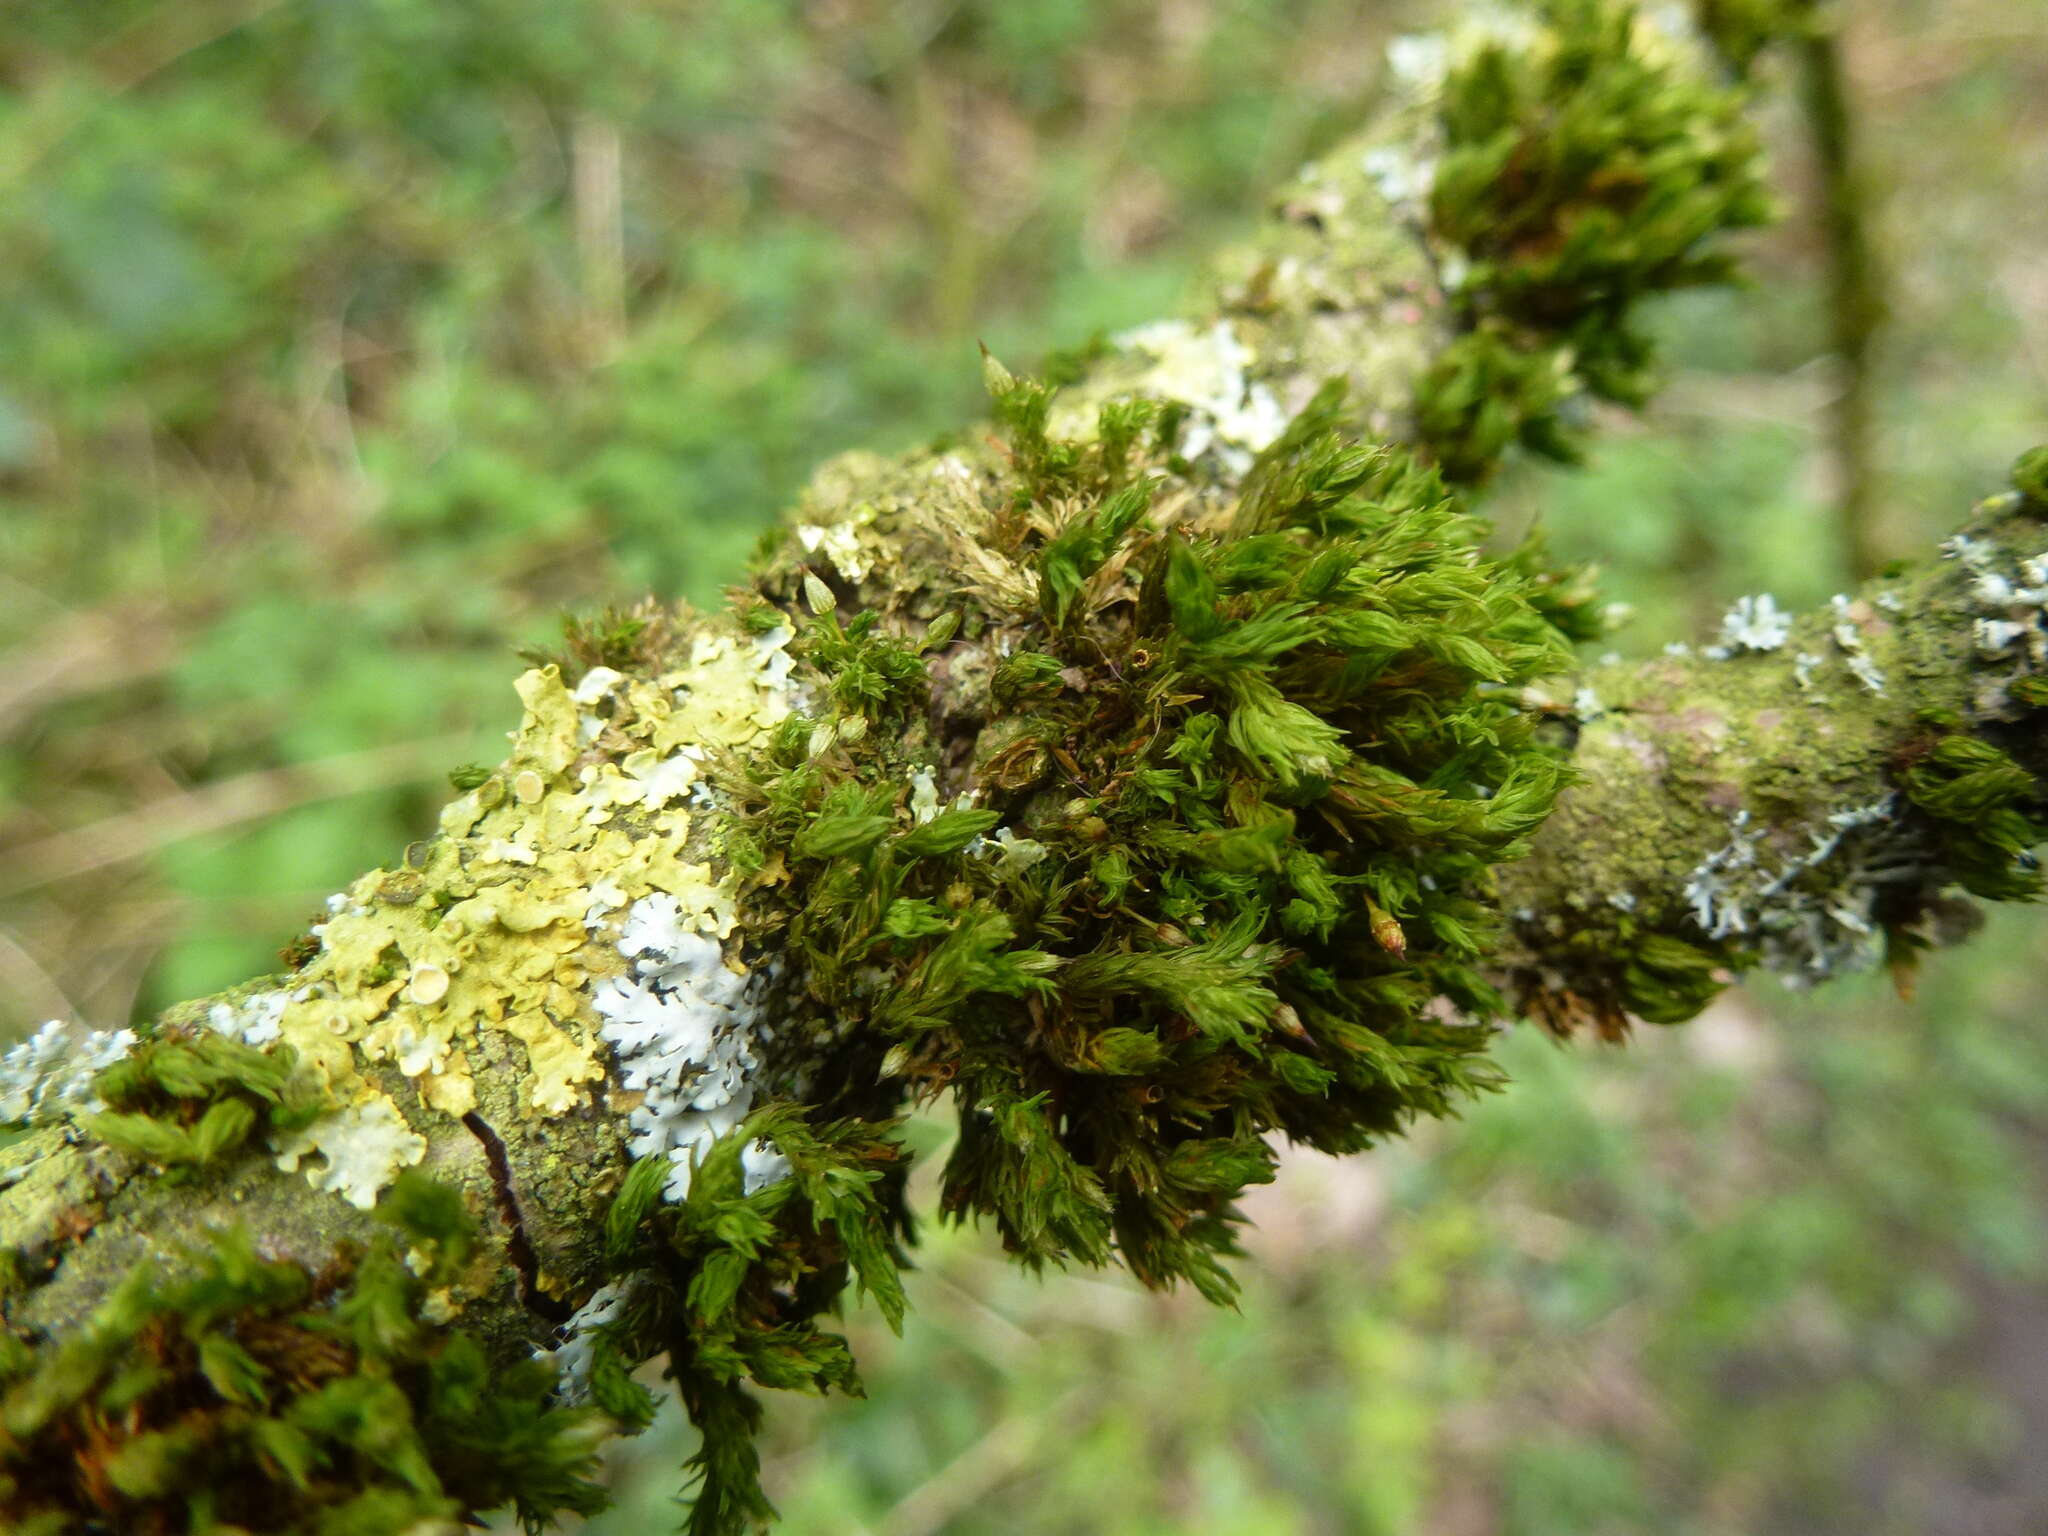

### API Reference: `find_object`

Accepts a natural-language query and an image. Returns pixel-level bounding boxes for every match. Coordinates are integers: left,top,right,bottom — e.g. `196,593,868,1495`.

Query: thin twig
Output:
1798,15,1887,581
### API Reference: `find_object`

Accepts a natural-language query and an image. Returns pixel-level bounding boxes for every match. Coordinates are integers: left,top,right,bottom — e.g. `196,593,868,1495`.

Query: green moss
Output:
2013,444,2048,508
578,1110,911,1536
0,1173,606,1534
732,371,1580,1296
1415,0,1774,482
1899,734,2046,901
76,1031,325,1185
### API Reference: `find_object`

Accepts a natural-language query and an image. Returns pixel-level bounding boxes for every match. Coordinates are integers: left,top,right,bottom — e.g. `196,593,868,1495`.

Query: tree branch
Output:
1499,471,2048,1033
2,7,2035,1534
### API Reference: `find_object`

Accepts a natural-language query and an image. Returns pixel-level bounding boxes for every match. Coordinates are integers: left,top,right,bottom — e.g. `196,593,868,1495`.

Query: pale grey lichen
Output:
1941,533,1996,570
1361,143,1436,207
1682,795,1926,983
1684,810,1761,939
908,768,941,825
570,666,627,708
0,1019,137,1125
968,826,1050,876
543,1275,640,1404
270,1093,428,1211
206,988,294,1048
591,893,770,1202
740,1137,792,1196
1976,618,2028,657
795,509,879,583
1385,31,1452,91
1846,652,1889,695
1714,593,1794,654
1825,594,1888,695
1110,319,1290,478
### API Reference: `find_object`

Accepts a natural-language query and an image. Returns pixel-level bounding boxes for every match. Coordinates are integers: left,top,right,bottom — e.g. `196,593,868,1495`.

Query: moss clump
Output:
571,1110,911,1536
76,1032,324,1184
0,1173,607,1534
2013,444,2048,509
1417,0,1773,481
737,372,1579,1295
1899,734,2046,902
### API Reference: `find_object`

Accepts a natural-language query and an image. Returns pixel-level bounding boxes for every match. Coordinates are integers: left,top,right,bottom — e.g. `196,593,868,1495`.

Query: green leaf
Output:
882,898,952,939
606,1156,671,1261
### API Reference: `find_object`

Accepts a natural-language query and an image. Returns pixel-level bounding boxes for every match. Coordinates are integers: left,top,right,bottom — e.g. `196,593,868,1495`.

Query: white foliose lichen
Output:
1935,535,2048,693
1845,651,1889,695
271,1093,428,1211
1821,595,1888,695
1976,618,2028,657
571,666,627,707
1385,6,1544,96
538,1140,791,1401
592,893,772,1202
1384,31,1451,91
1682,795,1924,983
1360,143,1436,208
967,825,1049,875
0,1020,137,1125
908,768,941,825
542,1275,640,1404
1112,319,1290,479
796,510,878,583
206,988,295,1048
741,1136,792,1196
1713,593,1794,655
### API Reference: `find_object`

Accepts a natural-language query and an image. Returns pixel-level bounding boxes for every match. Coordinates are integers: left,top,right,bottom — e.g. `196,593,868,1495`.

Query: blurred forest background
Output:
3,1,2048,1531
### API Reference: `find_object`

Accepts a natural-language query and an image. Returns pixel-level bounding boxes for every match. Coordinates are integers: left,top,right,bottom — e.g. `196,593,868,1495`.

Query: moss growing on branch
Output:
1416,0,1774,480
0,1173,607,1535
14,7,2026,1534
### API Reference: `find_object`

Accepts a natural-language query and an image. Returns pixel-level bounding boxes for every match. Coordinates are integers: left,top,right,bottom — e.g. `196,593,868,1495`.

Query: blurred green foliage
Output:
4,0,2048,1531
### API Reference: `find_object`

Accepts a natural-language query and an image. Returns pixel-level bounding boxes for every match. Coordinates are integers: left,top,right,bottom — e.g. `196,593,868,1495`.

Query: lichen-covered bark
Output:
4,7,2037,1534
1499,481,2048,1033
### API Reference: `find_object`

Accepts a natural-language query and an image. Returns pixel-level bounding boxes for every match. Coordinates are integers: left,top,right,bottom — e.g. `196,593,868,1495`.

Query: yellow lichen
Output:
501,1012,606,1115
511,666,582,778
245,610,792,1201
